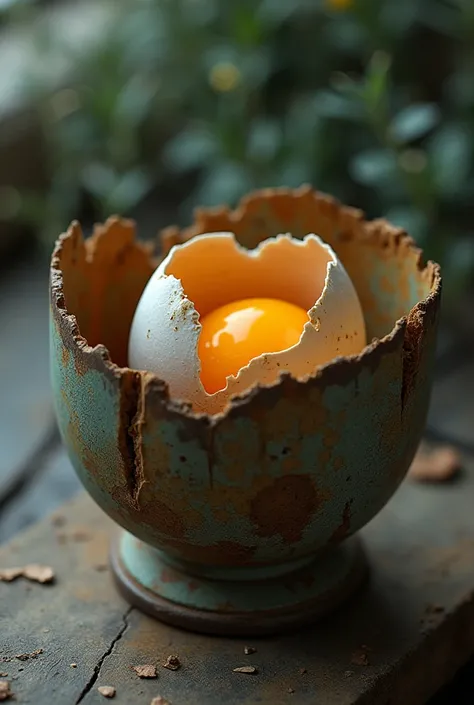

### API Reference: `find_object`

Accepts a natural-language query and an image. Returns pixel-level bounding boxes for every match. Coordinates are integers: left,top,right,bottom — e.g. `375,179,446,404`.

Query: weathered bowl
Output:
50,186,441,634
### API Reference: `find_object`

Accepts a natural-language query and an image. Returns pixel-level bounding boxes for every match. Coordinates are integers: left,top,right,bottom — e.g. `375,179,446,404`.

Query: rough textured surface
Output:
161,185,439,340
2,454,474,705
0,257,56,506
0,447,82,543
111,531,366,635
49,188,441,579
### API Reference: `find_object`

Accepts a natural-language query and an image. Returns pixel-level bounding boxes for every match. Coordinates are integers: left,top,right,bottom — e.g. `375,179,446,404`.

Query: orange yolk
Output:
198,297,309,394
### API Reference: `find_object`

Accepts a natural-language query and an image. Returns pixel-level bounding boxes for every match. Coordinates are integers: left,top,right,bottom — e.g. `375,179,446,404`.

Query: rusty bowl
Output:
50,186,441,635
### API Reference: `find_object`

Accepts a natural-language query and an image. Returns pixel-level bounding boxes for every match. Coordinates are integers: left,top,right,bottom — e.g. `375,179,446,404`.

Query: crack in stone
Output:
75,607,132,704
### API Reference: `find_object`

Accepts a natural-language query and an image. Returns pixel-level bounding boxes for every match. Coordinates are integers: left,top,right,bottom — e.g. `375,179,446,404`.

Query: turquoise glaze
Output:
50,188,441,634
116,530,364,611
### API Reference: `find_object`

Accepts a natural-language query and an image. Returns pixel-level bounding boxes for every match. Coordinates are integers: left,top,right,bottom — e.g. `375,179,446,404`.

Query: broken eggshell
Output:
128,232,367,415
49,186,441,570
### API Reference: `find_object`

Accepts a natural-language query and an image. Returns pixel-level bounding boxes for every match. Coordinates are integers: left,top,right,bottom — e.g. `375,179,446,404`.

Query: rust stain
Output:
73,348,89,378
401,292,439,412
143,500,186,539
164,539,256,566
281,456,300,474
61,345,70,367
379,275,395,294
160,567,181,584
250,475,325,543
330,501,352,543
323,428,339,449
118,370,145,509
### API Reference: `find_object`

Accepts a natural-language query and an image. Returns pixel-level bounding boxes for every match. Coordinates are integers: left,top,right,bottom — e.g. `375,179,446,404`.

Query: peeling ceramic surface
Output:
50,187,441,573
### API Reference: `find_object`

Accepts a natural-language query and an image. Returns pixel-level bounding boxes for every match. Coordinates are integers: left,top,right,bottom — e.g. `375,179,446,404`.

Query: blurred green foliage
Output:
2,0,474,301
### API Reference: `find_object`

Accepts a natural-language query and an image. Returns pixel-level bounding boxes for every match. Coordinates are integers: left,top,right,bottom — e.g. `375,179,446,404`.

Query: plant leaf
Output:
106,169,153,213
363,51,391,113
82,163,117,200
350,148,397,186
194,162,252,207
247,118,281,162
390,103,441,143
163,127,219,172
429,123,472,197
314,90,363,121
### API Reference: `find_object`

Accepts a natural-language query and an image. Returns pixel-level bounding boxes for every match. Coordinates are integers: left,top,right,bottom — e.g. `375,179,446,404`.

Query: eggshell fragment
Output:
128,232,366,414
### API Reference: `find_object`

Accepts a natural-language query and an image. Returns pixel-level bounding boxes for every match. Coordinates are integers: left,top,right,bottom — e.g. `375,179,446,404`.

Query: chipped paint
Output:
50,188,440,625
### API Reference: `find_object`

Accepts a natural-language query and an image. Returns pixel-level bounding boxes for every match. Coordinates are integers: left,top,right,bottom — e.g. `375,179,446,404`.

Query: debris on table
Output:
233,666,258,675
0,564,54,584
288,687,295,694
70,663,77,668
150,697,171,705
162,655,181,671
0,681,12,701
23,564,54,583
132,664,157,678
1,649,43,663
243,646,257,655
15,649,43,662
98,685,116,698
0,568,22,582
408,444,462,483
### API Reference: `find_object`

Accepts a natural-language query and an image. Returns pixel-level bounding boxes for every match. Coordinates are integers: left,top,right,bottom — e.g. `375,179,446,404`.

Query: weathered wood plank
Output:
428,361,474,450
0,257,55,502
0,446,82,544
0,496,130,704
2,455,474,704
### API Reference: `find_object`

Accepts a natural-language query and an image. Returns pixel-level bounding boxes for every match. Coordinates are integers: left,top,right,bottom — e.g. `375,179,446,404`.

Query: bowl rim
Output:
50,185,442,426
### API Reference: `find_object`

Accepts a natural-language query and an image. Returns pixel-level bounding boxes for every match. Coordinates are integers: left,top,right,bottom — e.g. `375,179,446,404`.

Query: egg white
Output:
128,232,366,415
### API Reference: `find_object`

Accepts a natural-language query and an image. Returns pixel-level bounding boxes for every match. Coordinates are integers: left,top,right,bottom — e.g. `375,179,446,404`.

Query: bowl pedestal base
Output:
110,531,367,636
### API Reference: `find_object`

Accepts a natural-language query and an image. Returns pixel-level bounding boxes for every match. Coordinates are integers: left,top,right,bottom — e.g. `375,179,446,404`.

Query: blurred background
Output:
1,0,474,305
1,2,474,700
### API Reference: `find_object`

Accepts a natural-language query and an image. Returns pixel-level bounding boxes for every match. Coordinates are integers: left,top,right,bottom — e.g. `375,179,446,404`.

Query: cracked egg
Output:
50,186,441,634
128,232,367,415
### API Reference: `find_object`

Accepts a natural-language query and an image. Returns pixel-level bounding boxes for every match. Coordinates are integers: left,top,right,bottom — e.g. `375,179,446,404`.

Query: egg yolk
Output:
198,297,309,394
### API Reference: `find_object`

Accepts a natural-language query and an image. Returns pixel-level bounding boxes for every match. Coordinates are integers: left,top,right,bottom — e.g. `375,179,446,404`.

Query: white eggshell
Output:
128,232,366,415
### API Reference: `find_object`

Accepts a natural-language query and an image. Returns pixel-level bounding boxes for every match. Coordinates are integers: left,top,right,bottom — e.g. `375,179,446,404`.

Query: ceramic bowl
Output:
50,186,441,634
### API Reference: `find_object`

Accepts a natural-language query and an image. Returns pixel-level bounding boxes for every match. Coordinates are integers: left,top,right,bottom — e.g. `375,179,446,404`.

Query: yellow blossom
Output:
209,62,242,93
326,0,353,11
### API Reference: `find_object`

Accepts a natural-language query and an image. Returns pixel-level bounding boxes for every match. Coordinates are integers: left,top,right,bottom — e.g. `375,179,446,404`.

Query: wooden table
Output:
1,255,474,704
